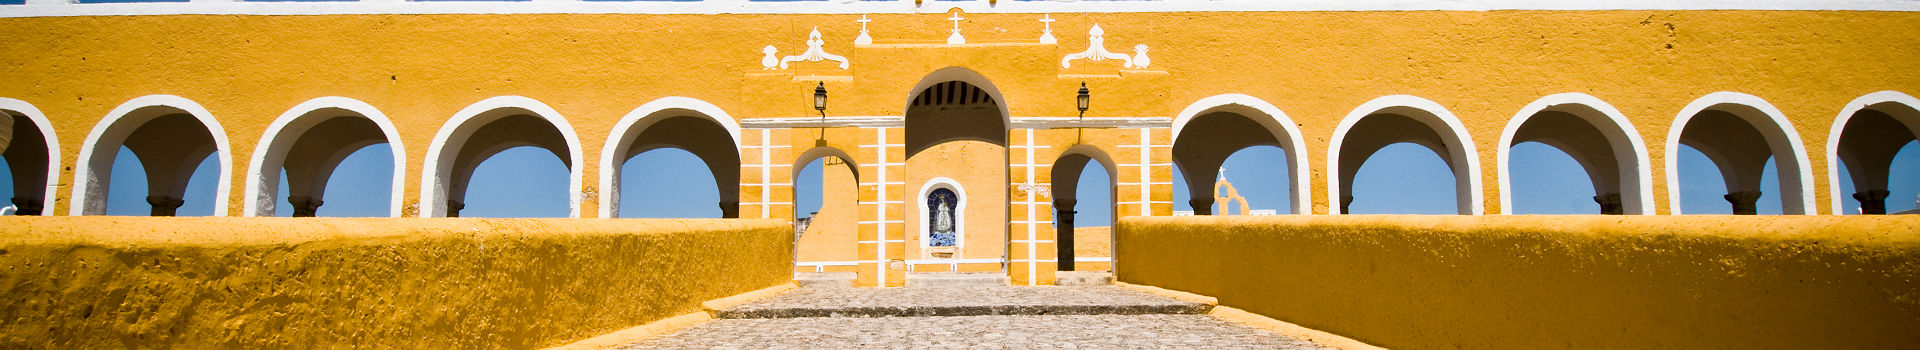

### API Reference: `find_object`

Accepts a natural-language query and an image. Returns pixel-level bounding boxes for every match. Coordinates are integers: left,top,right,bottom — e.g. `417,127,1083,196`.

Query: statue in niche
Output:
928,188,958,247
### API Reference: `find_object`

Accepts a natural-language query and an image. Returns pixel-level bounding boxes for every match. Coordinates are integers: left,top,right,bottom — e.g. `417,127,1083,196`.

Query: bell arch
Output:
600,96,742,218
1825,91,1920,214
1328,95,1482,215
1664,92,1814,215
245,97,407,217
1496,93,1654,215
71,95,234,216
422,96,584,218
0,98,60,216
1170,94,1311,215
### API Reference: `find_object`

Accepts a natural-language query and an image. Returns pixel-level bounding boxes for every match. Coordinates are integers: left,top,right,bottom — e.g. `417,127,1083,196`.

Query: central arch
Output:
1328,95,1482,215
421,96,584,218
1496,93,1653,215
245,97,407,217
902,67,1009,272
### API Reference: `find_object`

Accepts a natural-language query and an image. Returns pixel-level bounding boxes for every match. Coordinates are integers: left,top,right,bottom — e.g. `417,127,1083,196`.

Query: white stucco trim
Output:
69,95,233,216
4,0,1915,18
1495,93,1654,215
1327,95,1483,215
244,97,407,217
598,96,741,219
906,67,1011,126
422,96,584,218
1172,94,1313,214
916,177,966,258
1663,91,1815,215
1824,90,1920,214
0,98,61,213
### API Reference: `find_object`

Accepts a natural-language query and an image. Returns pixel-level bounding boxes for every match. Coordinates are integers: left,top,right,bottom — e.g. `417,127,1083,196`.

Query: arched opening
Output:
903,68,1008,266
1330,96,1480,215
1050,145,1117,272
601,97,741,219
1828,91,1920,214
1171,94,1310,215
271,146,394,217
73,96,232,216
422,97,582,218
792,147,861,274
1498,94,1651,215
618,148,721,218
1665,92,1813,215
247,97,405,217
0,100,58,216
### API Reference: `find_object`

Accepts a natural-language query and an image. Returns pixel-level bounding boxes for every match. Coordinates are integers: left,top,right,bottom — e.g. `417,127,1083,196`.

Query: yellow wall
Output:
0,217,791,348
1115,215,1920,349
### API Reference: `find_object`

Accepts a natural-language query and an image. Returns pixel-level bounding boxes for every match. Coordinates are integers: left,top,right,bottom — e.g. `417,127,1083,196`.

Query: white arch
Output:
1172,94,1313,214
916,176,968,255
1327,95,1483,215
1824,90,1920,214
905,66,1012,126
1495,93,1654,215
0,98,61,214
244,97,407,217
421,96,585,218
1663,91,1815,215
598,96,742,219
70,95,233,216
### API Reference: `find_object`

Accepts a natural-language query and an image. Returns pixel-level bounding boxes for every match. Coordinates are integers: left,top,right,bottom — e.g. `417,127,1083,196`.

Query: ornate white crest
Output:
1062,24,1151,69
778,27,851,70
761,45,780,70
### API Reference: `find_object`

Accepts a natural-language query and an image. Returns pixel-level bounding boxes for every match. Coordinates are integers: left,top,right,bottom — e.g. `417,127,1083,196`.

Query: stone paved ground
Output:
619,286,1331,349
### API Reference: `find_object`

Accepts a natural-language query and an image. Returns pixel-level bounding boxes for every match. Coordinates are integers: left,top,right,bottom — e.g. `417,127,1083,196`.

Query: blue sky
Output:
3,140,1915,218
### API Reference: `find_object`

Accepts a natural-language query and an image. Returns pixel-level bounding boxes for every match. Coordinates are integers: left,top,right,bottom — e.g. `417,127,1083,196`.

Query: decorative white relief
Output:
1132,44,1151,68
946,11,966,45
761,45,780,70
1018,183,1051,201
1037,14,1057,44
855,14,874,45
1061,24,1140,69
779,27,850,70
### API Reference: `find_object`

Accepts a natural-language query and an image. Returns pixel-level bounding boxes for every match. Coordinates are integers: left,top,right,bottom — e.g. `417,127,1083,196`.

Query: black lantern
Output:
1076,82,1090,117
813,82,828,116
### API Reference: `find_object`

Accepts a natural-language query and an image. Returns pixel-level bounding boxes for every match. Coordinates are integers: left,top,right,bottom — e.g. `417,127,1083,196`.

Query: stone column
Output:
446,200,465,218
10,197,42,216
1340,195,1355,215
1724,191,1762,215
288,195,325,217
719,201,740,219
147,196,184,217
1054,199,1076,272
1853,189,1890,215
1188,198,1213,215
1593,193,1623,215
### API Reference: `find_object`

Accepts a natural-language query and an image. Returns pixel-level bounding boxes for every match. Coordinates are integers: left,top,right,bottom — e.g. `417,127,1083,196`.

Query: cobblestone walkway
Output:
619,286,1331,349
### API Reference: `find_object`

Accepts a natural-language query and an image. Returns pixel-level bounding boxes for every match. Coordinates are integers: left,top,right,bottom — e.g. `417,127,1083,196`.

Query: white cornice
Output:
3,0,1917,19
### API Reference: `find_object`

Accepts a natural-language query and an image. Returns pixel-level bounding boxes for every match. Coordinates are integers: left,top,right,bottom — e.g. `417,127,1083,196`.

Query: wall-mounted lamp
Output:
1076,82,1090,118
813,82,829,118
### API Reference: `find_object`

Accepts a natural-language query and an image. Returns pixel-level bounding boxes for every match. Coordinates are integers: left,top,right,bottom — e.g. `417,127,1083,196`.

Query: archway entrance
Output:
903,69,1008,276
1050,146,1116,272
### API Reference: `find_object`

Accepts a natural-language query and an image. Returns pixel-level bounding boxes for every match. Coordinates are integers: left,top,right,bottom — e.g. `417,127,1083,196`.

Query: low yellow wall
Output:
1115,215,1920,349
0,217,791,348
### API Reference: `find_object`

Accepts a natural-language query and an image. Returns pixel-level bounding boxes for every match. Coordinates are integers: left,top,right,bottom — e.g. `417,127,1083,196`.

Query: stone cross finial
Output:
855,14,874,45
947,10,966,45
1038,14,1057,44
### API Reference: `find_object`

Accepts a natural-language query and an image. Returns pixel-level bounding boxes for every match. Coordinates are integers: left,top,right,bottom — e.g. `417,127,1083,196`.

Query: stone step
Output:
714,286,1211,319
1054,271,1115,286
794,272,856,289
904,272,1010,288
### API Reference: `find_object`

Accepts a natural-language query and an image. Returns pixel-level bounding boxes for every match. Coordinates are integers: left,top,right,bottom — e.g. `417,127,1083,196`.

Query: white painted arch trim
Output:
1327,95,1483,215
4,0,1916,19
1824,90,1920,215
916,177,967,257
1172,94,1313,215
0,98,61,213
1495,93,1655,215
422,96,585,218
598,96,742,219
69,95,234,216
906,66,1012,127
244,97,407,217
1663,91,1815,215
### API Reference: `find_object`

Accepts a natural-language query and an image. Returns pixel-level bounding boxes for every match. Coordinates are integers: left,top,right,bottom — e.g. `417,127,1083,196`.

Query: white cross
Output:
1040,14,1055,27
1038,14,1057,44
949,12,964,31
858,14,872,30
